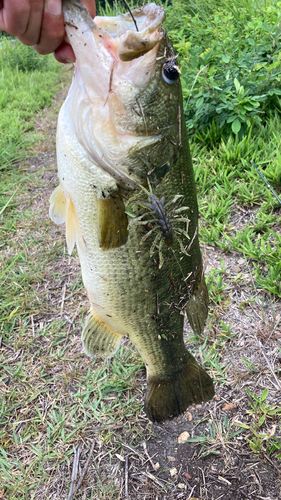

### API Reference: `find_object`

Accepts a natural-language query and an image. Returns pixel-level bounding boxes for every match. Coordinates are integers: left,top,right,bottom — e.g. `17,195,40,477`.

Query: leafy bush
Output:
166,0,281,142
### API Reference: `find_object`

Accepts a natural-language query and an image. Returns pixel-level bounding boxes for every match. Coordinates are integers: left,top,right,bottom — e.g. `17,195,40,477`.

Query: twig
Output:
251,161,281,206
119,0,139,32
3,350,22,364
117,481,123,500
31,315,35,337
0,337,15,351
75,439,96,491
199,466,206,486
178,105,182,147
60,283,66,316
63,62,75,72
125,456,129,497
263,452,281,477
109,61,117,94
188,486,196,498
92,423,124,432
104,60,117,106
136,97,147,134
67,444,82,500
142,442,157,471
260,347,281,390
63,302,82,347
122,443,144,460
186,226,198,252
186,64,208,107
68,303,81,333
142,471,167,489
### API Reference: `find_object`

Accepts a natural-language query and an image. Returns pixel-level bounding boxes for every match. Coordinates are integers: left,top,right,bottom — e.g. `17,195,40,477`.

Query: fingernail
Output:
46,0,62,16
65,58,75,63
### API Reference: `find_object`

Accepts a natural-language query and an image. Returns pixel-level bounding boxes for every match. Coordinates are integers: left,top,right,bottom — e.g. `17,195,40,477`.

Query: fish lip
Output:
63,0,166,61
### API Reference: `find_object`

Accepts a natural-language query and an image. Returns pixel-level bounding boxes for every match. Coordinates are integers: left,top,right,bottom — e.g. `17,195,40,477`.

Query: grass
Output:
1,342,144,498
189,116,281,297
0,0,281,498
0,38,61,171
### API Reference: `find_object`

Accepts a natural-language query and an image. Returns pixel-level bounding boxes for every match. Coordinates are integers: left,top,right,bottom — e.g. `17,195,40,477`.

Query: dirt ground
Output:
2,73,281,500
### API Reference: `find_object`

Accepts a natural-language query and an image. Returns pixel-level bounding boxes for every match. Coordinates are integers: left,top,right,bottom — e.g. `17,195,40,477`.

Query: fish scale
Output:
49,0,214,422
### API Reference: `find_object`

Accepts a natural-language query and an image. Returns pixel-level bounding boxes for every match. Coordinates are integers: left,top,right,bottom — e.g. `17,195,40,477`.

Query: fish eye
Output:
162,61,180,85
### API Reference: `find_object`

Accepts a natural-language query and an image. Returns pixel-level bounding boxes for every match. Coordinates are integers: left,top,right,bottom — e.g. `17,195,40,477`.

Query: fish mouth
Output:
62,1,168,188
95,4,166,62
63,1,165,63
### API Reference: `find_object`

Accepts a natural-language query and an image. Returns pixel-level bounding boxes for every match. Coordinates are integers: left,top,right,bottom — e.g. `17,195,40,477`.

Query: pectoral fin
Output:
49,185,67,224
82,310,123,357
97,188,128,250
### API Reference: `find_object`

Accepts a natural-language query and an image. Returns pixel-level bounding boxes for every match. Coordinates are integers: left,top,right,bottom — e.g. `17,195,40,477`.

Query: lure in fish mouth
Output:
50,0,214,423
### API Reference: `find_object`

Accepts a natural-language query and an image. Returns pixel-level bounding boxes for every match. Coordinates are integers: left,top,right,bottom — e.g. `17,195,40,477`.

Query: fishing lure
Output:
128,180,191,268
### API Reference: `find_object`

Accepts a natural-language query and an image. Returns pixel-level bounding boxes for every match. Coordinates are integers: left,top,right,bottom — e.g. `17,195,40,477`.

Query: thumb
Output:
81,0,96,18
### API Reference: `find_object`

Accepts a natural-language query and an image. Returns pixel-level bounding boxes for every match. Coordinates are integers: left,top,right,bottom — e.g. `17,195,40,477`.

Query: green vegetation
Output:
0,38,61,171
236,388,281,458
0,0,280,497
166,0,281,140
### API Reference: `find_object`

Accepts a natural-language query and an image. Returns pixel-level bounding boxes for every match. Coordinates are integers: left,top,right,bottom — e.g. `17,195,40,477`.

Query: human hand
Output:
0,0,96,63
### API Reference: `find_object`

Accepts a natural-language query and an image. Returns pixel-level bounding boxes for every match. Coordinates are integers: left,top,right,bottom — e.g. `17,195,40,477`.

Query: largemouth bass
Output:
49,0,214,422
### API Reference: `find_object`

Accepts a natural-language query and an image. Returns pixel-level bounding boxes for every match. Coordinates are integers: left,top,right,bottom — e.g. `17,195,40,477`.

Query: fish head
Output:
63,1,183,187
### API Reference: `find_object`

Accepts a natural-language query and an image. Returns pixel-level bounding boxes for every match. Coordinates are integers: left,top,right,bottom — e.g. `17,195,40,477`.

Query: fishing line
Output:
119,0,139,32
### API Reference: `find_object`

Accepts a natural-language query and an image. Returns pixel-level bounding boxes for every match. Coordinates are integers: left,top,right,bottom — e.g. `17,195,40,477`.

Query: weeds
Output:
236,389,281,459
187,414,244,458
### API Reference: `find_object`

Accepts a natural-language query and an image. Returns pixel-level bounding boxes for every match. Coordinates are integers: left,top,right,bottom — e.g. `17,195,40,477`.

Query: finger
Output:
17,0,44,46
0,0,35,38
54,41,75,64
81,0,96,18
33,1,65,55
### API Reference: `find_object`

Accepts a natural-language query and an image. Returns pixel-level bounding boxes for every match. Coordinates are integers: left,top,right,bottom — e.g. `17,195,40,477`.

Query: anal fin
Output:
97,188,128,251
186,268,209,335
82,310,123,357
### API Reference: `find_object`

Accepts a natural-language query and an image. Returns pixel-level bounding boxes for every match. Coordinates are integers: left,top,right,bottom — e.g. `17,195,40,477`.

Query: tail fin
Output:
144,352,214,423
